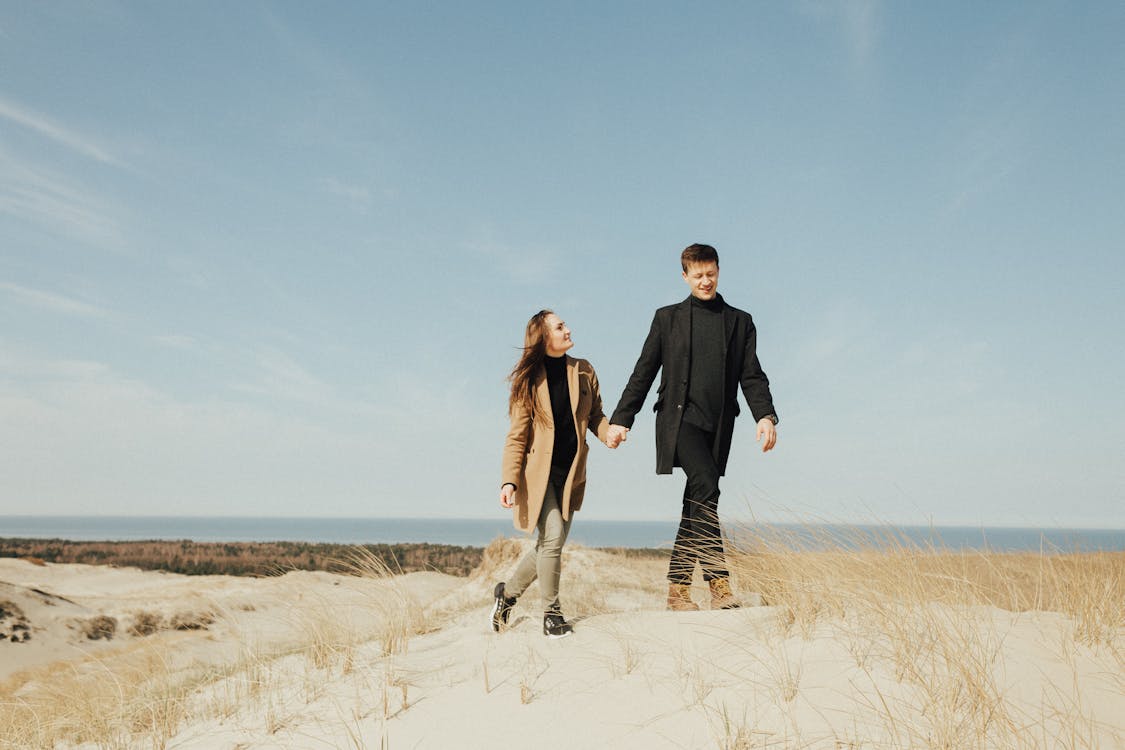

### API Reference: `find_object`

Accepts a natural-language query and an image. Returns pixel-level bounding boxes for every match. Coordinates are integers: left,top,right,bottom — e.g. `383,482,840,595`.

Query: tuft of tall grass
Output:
0,642,200,750
725,522,1123,648
0,545,436,750
470,537,527,583
717,521,1123,748
337,546,429,656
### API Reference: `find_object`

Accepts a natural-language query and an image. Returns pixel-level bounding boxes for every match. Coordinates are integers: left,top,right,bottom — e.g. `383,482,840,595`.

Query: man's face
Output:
683,261,719,300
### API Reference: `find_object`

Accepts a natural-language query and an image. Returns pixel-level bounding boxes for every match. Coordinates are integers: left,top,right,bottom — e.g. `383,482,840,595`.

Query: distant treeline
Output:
0,538,485,577
0,538,669,578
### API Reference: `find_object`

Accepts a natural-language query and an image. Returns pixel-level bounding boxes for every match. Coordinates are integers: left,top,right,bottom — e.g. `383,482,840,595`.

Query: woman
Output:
491,310,612,638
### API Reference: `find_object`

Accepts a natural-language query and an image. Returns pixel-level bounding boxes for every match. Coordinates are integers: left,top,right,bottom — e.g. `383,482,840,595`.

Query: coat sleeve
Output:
738,316,778,423
610,312,663,428
586,364,610,444
500,402,532,488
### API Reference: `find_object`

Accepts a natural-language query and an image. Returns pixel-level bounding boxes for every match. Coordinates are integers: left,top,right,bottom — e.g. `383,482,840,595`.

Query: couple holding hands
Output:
493,243,779,638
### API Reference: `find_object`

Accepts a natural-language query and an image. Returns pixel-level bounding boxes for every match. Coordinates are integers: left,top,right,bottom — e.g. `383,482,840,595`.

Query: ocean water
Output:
1,516,1124,552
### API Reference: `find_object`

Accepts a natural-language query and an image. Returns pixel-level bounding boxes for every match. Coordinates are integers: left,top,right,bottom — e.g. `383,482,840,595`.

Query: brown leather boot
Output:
709,578,740,610
666,583,700,611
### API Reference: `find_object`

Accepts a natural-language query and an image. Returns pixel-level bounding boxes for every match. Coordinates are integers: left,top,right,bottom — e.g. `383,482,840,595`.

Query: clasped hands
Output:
606,424,629,449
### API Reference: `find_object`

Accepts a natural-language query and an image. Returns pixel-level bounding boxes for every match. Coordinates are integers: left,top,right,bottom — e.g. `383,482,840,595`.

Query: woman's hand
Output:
606,424,629,448
500,483,516,508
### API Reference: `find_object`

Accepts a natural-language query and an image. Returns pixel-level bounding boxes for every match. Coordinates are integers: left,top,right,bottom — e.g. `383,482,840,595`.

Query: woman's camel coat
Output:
501,356,610,533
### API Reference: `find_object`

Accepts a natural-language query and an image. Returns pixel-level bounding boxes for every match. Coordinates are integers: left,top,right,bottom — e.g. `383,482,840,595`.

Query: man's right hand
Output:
500,483,516,508
607,424,629,449
756,418,777,453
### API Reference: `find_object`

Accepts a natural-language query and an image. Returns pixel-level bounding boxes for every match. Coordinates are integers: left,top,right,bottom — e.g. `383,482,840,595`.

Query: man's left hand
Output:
756,418,777,453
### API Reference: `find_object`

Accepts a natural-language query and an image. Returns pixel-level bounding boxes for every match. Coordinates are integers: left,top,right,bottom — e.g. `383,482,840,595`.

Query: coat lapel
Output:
720,293,736,356
674,297,692,359
566,355,579,421
535,372,553,427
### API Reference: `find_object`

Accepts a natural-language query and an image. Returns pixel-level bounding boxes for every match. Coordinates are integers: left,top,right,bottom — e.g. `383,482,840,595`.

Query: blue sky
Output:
2,2,1123,528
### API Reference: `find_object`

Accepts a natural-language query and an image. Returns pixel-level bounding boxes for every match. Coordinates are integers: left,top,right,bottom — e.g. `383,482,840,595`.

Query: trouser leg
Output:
535,482,572,612
667,489,697,586
505,482,572,611
667,421,728,584
507,540,538,599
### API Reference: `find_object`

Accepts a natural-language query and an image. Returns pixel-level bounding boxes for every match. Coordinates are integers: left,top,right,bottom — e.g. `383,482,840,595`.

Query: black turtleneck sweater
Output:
544,355,577,486
682,295,725,433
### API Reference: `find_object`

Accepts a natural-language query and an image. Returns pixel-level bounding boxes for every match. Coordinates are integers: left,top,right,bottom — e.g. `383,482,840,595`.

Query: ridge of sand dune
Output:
2,545,1122,749
0,557,463,685
1,579,97,674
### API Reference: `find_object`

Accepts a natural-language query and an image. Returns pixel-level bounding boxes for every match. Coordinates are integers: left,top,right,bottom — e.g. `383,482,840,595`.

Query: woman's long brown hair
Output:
507,309,553,424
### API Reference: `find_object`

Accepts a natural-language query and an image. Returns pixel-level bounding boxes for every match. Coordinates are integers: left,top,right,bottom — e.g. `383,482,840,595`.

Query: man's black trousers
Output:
667,420,730,585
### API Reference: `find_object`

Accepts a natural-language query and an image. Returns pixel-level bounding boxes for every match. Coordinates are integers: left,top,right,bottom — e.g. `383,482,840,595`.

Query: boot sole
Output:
490,583,513,632
489,598,504,632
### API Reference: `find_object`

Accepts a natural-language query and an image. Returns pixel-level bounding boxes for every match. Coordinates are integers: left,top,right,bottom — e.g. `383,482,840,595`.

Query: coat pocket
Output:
577,386,592,415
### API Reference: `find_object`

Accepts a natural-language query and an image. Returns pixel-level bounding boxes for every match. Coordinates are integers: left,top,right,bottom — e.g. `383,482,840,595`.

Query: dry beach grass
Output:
0,527,1121,749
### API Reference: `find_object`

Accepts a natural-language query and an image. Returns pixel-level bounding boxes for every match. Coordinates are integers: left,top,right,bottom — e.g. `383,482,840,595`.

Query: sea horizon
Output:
1,515,1123,552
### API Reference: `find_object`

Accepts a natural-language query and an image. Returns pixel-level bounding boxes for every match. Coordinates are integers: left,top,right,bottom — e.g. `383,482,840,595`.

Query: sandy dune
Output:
1,544,1122,748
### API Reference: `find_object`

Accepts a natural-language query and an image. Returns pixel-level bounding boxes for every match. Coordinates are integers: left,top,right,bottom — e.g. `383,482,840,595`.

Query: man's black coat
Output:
610,294,777,475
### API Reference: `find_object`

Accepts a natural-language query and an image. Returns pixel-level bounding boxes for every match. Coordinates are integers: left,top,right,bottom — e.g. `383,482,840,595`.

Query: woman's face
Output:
543,313,573,357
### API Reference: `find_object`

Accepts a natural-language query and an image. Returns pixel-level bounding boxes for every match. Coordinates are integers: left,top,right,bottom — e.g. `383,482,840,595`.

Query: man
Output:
607,243,778,610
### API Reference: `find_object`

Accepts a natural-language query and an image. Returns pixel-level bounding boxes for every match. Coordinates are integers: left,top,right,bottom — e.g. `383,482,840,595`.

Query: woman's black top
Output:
543,354,577,486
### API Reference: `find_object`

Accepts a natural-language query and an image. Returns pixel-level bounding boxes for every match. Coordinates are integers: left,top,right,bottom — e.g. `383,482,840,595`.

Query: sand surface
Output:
2,547,1122,748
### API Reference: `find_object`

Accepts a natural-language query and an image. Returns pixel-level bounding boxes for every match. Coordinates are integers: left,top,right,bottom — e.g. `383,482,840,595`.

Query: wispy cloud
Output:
942,115,1024,215
232,347,337,404
0,281,109,318
151,334,199,350
0,349,110,379
465,239,561,285
0,95,120,166
317,177,374,213
0,149,122,245
0,350,401,516
940,25,1038,215
796,0,881,74
841,0,879,68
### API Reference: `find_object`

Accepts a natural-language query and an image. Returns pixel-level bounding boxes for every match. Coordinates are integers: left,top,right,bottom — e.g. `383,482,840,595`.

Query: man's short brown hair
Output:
681,243,719,272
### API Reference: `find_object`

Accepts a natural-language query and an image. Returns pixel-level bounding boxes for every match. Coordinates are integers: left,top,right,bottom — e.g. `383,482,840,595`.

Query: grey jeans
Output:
505,481,572,613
